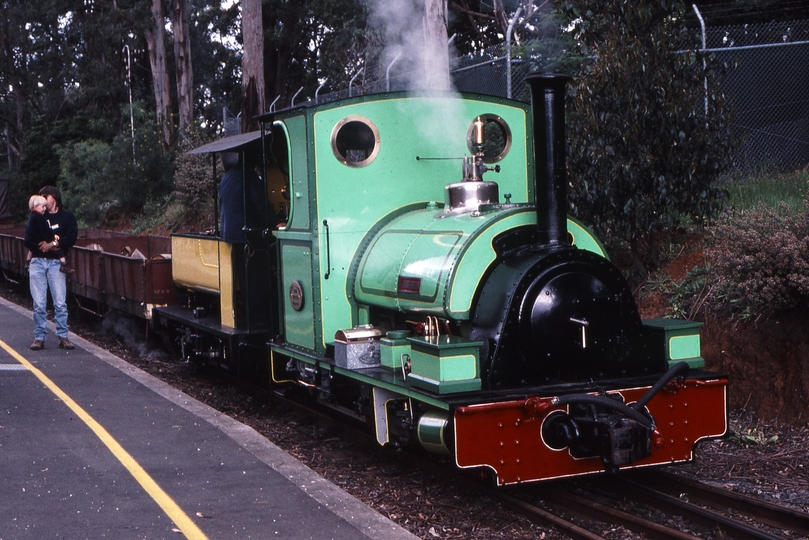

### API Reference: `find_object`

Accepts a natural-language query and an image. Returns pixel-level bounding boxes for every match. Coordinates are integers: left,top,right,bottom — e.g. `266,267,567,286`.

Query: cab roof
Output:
186,131,261,155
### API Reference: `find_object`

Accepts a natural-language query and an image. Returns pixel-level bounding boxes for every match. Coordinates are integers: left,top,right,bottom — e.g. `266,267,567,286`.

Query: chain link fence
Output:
449,19,809,174
703,20,809,172
273,18,808,174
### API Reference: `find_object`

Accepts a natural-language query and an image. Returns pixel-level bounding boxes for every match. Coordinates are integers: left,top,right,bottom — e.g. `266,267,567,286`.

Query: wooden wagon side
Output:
0,229,174,320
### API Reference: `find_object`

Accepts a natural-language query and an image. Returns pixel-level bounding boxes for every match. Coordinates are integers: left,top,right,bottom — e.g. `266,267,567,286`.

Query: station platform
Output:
0,297,418,540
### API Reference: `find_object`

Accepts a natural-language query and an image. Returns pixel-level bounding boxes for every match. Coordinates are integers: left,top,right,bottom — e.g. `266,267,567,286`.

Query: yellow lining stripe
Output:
0,340,208,540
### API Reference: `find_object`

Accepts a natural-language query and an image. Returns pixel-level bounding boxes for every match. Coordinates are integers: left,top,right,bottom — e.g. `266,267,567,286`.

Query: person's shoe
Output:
58,337,75,350
30,339,45,351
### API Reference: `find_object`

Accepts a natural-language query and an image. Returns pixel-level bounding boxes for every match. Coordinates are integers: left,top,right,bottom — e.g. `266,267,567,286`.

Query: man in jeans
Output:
24,186,78,350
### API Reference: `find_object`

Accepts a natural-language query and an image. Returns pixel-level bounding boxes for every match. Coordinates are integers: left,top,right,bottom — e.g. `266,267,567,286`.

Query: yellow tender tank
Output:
171,234,236,328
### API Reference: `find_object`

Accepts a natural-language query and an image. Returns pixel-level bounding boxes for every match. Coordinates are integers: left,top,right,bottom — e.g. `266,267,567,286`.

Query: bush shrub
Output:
170,125,223,231
706,202,809,318
57,121,174,227
561,0,738,270
57,139,117,226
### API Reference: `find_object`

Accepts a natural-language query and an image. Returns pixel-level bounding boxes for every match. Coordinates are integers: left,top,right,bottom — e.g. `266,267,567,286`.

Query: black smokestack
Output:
526,72,572,249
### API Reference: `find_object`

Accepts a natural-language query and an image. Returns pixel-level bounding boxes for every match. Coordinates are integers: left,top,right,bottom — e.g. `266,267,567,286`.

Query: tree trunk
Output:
171,0,194,134
265,40,291,110
241,0,264,132
144,0,174,147
0,8,24,165
422,0,450,91
492,0,510,36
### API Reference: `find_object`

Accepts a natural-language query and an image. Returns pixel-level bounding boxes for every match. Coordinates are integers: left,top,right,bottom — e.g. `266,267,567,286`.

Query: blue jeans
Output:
29,258,69,341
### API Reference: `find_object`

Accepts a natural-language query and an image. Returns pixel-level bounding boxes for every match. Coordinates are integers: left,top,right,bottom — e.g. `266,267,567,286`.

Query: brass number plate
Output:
289,280,304,311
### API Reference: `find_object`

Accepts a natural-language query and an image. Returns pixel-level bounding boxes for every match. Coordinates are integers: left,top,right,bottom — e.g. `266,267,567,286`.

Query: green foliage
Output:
707,202,809,319
169,124,224,231
309,0,371,87
57,120,174,227
189,0,242,122
560,0,738,269
3,0,372,231
730,426,779,446
260,0,370,104
0,0,235,238
57,139,115,226
130,195,182,233
513,12,586,76
446,1,504,52
9,111,119,222
665,263,714,320
643,176,809,321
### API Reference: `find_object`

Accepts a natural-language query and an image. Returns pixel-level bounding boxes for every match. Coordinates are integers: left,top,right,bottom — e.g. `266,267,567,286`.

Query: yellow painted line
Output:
0,339,208,540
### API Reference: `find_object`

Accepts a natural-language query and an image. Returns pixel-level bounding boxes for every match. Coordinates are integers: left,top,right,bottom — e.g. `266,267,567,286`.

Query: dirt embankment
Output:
633,236,809,426
702,311,809,424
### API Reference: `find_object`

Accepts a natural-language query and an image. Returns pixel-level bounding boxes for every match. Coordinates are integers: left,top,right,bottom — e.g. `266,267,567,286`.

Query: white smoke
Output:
367,0,452,92
367,0,466,148
101,311,168,362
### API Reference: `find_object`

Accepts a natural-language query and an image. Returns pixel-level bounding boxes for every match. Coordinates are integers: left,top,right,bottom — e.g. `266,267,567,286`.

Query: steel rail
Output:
538,488,701,540
612,475,792,540
638,470,809,536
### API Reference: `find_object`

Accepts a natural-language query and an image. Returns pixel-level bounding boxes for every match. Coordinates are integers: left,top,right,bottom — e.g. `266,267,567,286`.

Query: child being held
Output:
25,194,71,273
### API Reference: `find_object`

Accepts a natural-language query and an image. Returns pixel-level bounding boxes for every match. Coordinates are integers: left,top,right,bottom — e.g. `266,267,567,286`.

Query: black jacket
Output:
24,208,78,259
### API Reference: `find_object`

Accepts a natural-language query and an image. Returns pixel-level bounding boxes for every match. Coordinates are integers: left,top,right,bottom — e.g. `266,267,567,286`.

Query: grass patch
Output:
720,170,809,215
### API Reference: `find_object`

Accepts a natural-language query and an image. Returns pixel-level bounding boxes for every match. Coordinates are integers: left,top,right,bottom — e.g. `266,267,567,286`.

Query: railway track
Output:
398,444,809,540
499,469,809,539
0,281,803,540
610,470,809,539
218,380,809,540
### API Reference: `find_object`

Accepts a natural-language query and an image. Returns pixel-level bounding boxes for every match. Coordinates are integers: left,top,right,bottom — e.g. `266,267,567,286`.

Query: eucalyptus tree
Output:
1,0,130,207
115,0,203,146
0,0,96,169
189,0,241,128
142,0,174,145
240,0,370,130
171,0,194,133
447,0,551,53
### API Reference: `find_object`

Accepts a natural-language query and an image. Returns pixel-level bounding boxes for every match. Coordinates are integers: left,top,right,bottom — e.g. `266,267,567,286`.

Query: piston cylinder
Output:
417,409,451,455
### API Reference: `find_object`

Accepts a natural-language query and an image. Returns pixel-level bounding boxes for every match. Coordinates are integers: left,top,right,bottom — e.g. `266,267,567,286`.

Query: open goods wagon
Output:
0,227,173,319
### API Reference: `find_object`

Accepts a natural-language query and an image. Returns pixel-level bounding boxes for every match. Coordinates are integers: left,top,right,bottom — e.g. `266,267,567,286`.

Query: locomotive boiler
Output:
154,73,728,485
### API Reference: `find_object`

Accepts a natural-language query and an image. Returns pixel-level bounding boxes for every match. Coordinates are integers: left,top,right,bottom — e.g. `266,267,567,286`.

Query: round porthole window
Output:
466,114,512,163
331,116,380,167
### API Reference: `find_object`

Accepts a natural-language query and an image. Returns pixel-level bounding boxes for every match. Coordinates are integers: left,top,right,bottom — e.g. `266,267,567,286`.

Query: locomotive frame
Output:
148,73,728,486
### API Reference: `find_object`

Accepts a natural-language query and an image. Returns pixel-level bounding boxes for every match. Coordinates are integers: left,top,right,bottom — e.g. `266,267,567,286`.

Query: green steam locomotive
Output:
153,74,728,485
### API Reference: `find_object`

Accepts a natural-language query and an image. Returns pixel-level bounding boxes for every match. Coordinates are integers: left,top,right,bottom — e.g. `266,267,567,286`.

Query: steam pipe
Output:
525,72,572,249
315,78,328,103
632,361,689,412
551,394,653,429
349,68,364,97
386,52,402,92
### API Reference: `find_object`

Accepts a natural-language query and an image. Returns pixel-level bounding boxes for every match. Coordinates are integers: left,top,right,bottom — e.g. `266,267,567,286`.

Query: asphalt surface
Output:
0,297,418,540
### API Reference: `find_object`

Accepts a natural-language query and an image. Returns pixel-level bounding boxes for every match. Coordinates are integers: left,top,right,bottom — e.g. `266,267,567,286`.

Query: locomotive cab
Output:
153,131,285,374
